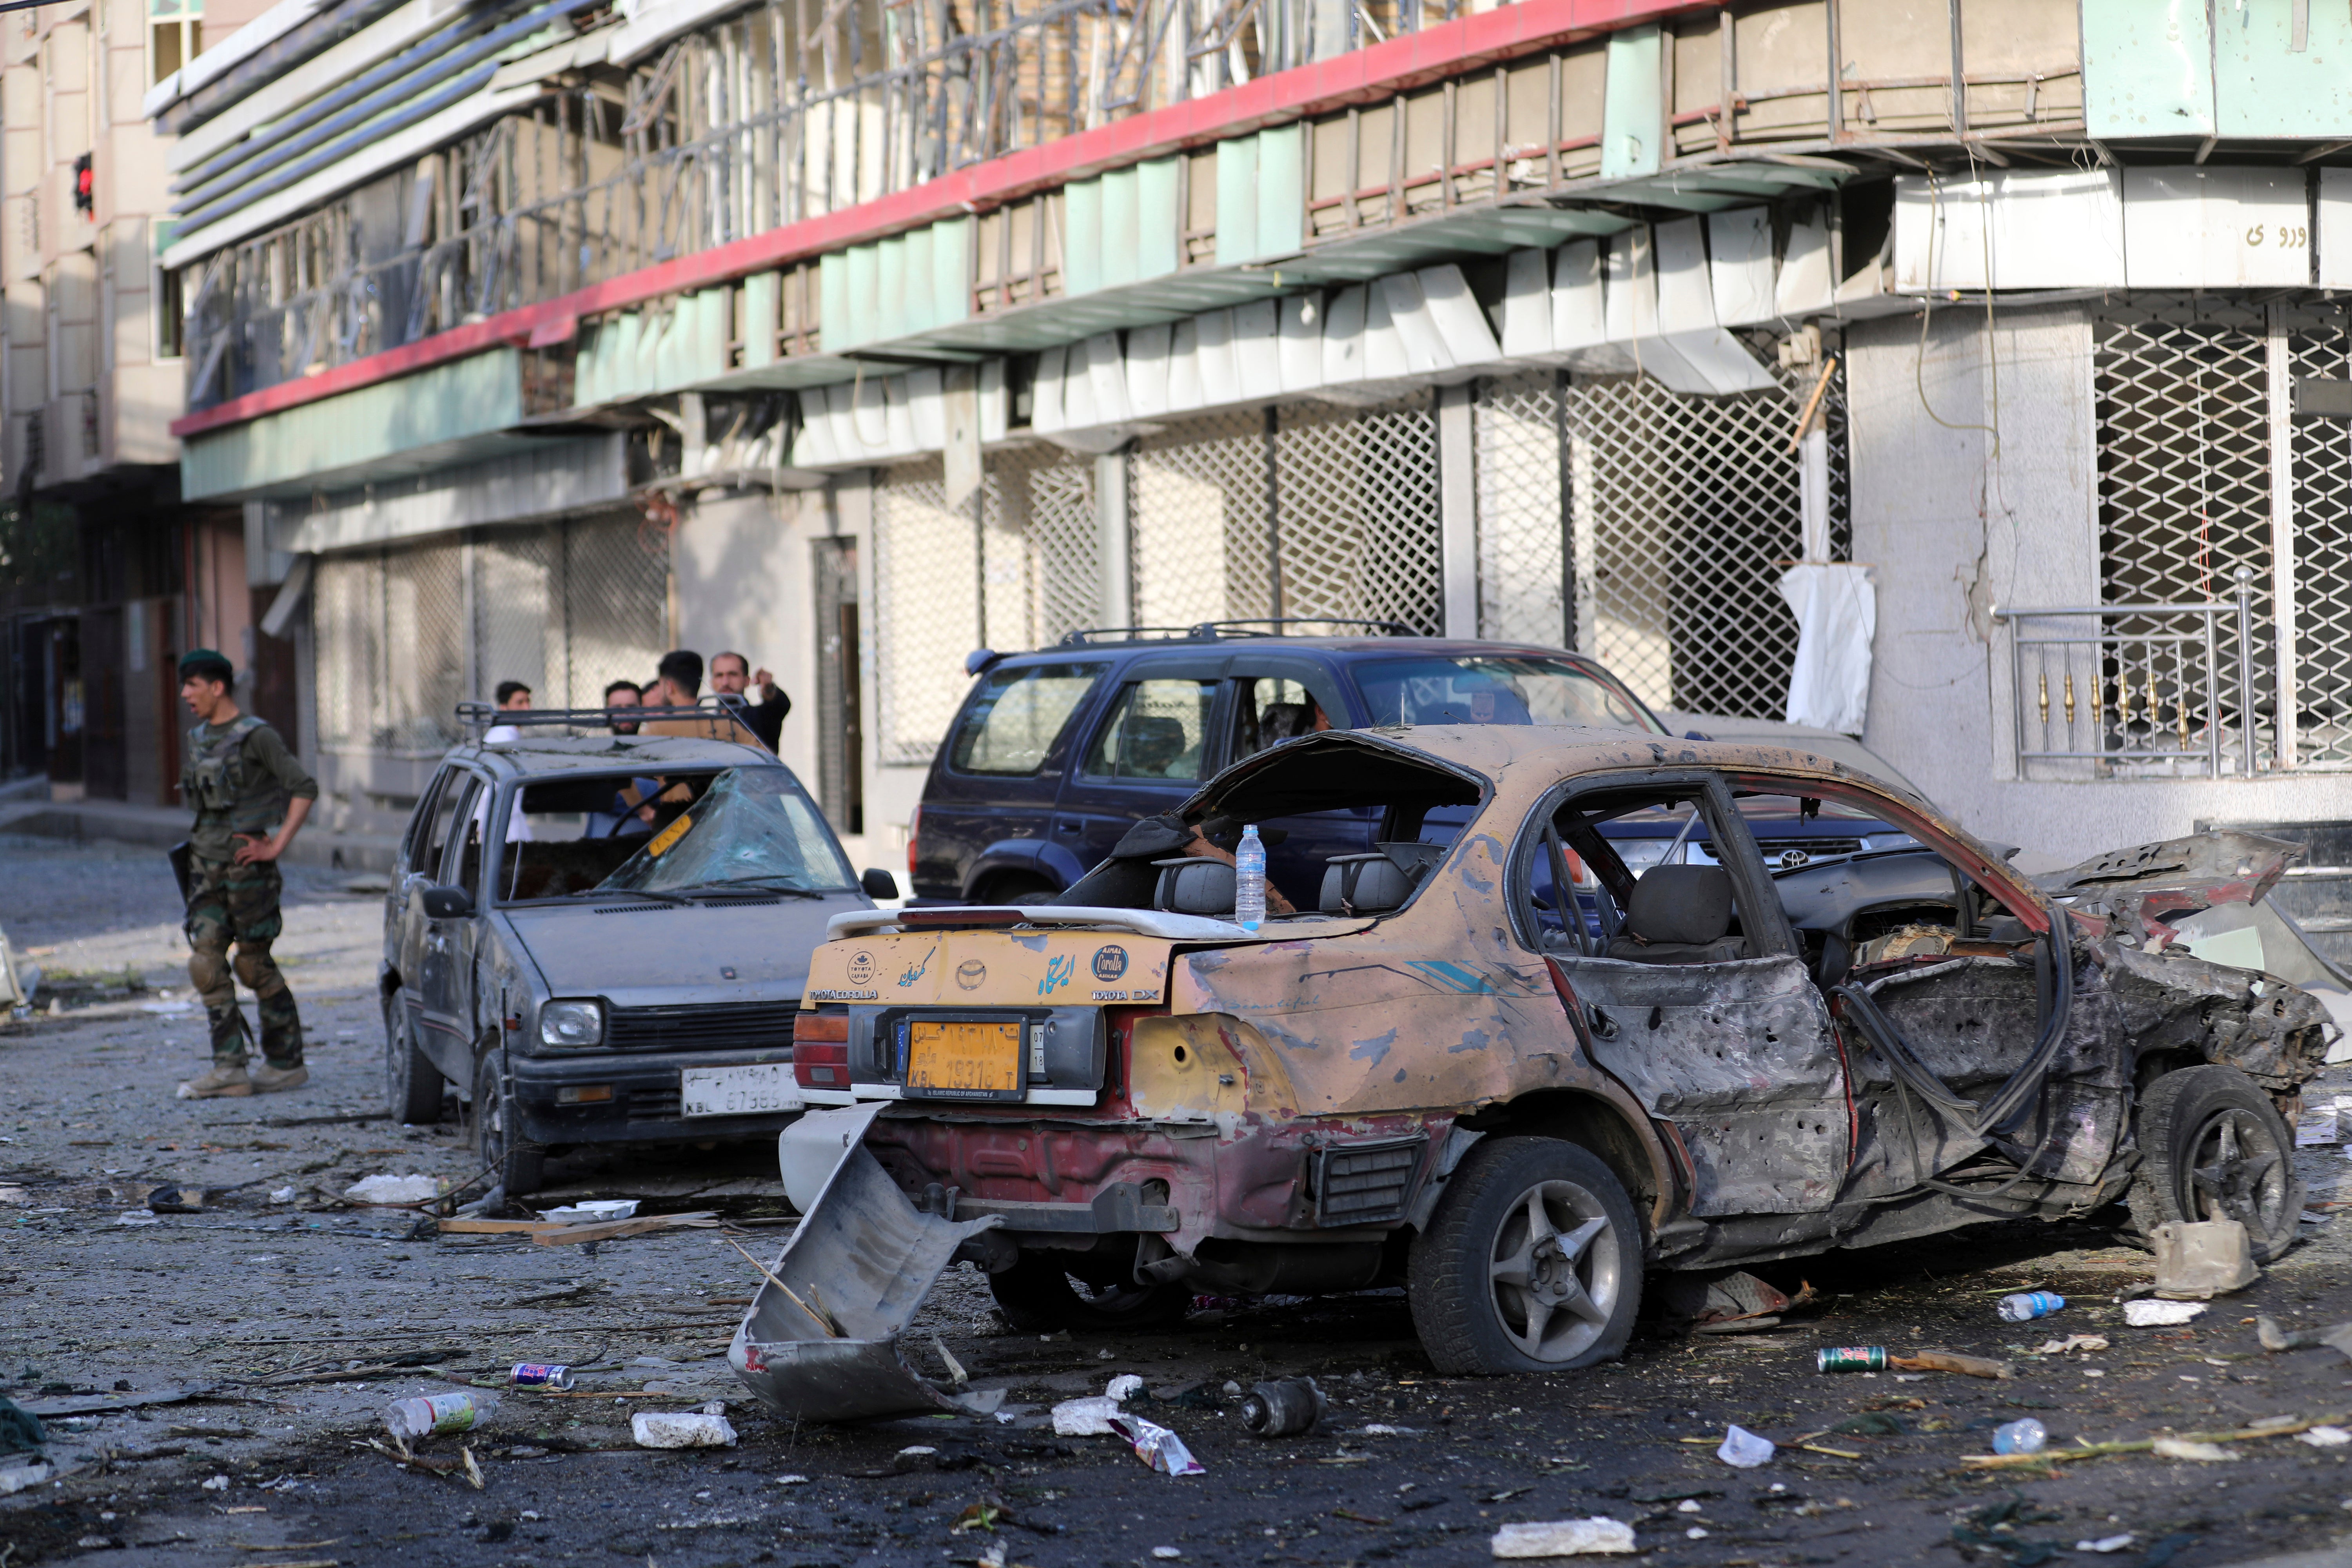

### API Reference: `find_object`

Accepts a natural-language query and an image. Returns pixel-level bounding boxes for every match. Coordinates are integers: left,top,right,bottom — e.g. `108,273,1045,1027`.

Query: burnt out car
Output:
733,727,2331,1413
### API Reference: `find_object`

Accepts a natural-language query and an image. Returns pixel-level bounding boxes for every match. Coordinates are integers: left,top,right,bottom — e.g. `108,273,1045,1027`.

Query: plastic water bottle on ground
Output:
1996,1291,2065,1321
384,1391,497,1442
1234,825,1267,932
1992,1417,2047,1455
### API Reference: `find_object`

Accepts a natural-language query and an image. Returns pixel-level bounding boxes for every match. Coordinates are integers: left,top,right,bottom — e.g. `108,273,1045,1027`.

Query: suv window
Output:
1083,678,1218,781
1352,653,1660,730
948,663,1109,775
1232,676,1338,759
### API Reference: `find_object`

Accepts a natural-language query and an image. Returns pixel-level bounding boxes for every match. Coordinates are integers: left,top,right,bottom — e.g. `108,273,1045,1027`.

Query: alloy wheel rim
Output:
1488,1178,1619,1362
2187,1107,2287,1238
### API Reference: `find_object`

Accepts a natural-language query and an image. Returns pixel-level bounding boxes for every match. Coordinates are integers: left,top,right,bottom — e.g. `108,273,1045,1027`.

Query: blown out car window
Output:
948,664,1109,775
599,767,856,895
1352,655,1662,731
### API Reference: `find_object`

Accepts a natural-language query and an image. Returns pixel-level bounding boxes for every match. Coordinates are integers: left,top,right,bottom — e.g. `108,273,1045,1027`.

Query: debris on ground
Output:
2035,1335,2109,1355
145,1183,206,1213
508,1363,575,1389
0,1395,46,1454
2074,1535,2135,1554
1051,1379,1137,1436
383,1392,497,1442
1658,1271,1815,1334
631,1405,738,1448
1991,1418,2047,1455
18,1385,216,1417
1240,1378,1327,1438
1716,1425,1774,1468
1107,1412,1204,1477
2298,1426,2352,1447
2150,1437,2238,1462
2122,1299,2206,1327
1996,1290,2065,1321
345,1174,443,1204
539,1200,639,1222
1965,1412,2352,1470
2151,1218,2261,1299
1490,1519,1636,1557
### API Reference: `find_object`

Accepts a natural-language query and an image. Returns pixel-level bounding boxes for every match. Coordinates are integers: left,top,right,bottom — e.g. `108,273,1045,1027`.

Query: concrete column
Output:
1438,383,1478,637
1096,447,1132,630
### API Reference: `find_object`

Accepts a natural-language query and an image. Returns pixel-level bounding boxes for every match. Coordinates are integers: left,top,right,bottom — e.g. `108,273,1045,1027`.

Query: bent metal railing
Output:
1993,568,2260,780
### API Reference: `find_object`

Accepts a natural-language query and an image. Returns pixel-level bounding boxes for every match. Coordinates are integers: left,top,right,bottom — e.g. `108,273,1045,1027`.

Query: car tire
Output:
1408,1135,1643,1376
2127,1064,2304,1263
384,994,444,1124
474,1050,546,1197
987,1254,1191,1332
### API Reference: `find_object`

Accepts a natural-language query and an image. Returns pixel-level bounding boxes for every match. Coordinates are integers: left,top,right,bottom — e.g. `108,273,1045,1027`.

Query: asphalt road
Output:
8,829,2352,1568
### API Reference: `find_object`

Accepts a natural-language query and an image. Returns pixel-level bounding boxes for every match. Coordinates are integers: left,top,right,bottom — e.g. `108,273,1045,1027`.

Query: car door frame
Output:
416,768,489,1085
1220,653,1377,904
1516,768,1855,1219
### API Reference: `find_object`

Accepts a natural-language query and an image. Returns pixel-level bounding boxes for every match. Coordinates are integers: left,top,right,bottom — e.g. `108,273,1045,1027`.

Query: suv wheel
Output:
474,1050,546,1197
987,1254,1190,1331
2128,1064,2303,1263
1409,1136,1642,1375
384,993,443,1124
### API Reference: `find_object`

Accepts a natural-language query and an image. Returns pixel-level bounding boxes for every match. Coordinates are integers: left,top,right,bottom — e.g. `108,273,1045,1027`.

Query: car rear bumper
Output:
508,1047,798,1147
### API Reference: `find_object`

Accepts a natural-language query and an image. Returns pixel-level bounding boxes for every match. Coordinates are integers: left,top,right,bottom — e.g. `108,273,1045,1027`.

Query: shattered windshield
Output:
1352,655,1662,732
596,766,855,895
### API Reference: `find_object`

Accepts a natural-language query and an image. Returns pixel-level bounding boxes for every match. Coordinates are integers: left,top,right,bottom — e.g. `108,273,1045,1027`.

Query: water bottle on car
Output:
1235,825,1266,932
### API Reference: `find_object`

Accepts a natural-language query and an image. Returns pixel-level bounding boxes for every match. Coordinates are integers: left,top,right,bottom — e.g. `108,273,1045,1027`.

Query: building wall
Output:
1852,303,2352,865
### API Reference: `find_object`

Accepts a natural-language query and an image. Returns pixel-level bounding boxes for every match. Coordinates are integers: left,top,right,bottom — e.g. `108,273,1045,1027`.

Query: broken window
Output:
1519,780,1775,966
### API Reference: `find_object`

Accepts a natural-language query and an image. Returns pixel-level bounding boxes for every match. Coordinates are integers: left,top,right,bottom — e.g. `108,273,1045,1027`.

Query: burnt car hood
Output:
502,895,867,1005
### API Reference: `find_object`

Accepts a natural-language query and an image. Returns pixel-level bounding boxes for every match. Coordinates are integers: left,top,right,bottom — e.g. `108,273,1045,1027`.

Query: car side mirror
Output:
421,884,475,920
860,867,900,900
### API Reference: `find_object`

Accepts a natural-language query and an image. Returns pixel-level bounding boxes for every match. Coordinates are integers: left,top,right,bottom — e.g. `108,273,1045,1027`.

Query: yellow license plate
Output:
906,1020,1022,1095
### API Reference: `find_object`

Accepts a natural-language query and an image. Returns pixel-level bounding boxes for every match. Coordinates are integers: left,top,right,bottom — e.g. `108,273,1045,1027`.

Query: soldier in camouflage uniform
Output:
174,650,320,1099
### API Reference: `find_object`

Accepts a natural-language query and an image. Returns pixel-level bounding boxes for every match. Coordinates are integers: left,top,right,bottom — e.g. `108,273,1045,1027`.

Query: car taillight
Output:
795,1041,848,1087
794,1010,850,1088
907,806,920,877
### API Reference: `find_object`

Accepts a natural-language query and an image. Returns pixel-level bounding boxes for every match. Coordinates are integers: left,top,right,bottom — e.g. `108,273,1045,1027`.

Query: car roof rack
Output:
1053,617,1421,648
453,695,757,734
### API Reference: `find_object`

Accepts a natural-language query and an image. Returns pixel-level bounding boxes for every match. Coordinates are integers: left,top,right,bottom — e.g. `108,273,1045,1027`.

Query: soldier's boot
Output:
179,1063,253,1098
250,1062,309,1093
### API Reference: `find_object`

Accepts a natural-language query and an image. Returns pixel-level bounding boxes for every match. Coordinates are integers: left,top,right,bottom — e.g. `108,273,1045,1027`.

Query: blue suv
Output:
911,622,1687,910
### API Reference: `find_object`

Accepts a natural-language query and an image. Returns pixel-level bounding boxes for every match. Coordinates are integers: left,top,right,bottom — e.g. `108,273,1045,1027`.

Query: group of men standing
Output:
168,643,791,1100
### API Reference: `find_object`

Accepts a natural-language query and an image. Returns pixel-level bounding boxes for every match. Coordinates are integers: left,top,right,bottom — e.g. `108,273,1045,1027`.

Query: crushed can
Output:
1815,1346,1889,1374
510,1363,575,1390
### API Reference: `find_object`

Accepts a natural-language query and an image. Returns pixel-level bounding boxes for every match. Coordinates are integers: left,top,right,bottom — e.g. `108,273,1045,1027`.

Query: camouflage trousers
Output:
184,853,304,1068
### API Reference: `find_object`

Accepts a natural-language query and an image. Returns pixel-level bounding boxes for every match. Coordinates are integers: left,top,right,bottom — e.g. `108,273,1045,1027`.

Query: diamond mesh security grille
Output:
1275,397,1442,634
1016,448,1099,646
313,552,380,752
385,542,466,753
560,510,672,711
2287,326,2352,766
1485,350,1848,716
1132,412,1277,629
874,458,982,767
2094,304,2275,770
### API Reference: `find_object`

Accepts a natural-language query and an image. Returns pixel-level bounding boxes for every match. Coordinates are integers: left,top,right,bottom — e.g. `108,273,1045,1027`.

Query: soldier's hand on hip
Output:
232,833,283,866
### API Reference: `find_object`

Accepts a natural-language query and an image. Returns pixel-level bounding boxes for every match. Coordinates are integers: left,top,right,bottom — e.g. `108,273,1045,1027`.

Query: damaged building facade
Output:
131,0,2352,931
0,0,276,798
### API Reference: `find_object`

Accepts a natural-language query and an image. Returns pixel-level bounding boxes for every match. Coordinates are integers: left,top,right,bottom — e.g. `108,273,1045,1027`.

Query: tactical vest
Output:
183,715,279,833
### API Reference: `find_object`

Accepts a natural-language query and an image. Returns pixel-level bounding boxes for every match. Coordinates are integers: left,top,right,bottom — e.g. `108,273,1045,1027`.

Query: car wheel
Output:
473,1051,545,1197
2127,1064,2304,1263
987,1254,1191,1332
1409,1135,1642,1375
384,994,444,1124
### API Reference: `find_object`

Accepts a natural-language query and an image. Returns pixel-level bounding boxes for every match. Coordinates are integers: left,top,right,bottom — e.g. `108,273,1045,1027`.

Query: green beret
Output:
178,649,234,682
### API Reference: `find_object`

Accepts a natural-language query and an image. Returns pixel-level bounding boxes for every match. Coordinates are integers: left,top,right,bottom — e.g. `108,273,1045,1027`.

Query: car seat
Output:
1319,842,1445,915
1603,864,1749,964
1153,857,1237,916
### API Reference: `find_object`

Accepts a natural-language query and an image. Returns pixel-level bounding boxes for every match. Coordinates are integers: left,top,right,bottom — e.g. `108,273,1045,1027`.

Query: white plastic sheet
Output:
1776,563,1876,735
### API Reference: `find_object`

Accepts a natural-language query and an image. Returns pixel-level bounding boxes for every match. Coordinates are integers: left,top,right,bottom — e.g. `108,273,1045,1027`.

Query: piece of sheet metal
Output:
729,1142,1005,1423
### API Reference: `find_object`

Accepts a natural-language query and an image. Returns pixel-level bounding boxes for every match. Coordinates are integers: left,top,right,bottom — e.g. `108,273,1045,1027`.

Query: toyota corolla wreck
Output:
730,726,2333,1420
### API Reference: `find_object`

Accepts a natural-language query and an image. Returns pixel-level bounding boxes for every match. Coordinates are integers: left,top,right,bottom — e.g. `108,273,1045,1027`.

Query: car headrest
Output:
1123,714,1188,773
1152,857,1235,916
1318,843,1444,915
1625,864,1734,946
